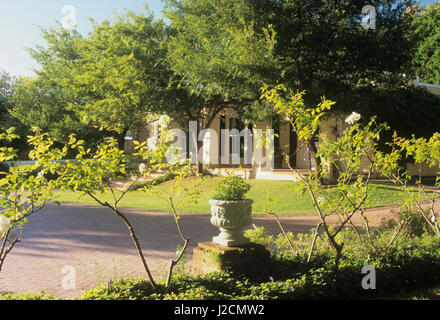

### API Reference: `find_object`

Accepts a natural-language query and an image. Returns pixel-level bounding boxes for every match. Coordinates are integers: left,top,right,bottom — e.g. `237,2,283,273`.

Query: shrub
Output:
379,207,434,238
0,291,56,300
244,227,274,249
7,227,440,300
73,226,440,300
78,278,157,300
211,175,251,201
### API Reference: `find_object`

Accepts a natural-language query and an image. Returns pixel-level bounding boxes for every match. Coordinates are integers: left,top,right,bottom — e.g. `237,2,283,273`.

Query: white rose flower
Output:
345,112,361,125
0,215,10,237
37,170,45,178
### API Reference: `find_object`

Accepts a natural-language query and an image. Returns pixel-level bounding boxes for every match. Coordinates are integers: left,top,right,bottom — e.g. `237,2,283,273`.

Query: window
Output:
229,118,246,158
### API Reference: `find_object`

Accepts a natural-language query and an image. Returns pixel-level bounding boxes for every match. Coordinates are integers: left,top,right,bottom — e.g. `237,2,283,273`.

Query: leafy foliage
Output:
0,291,56,300
164,0,276,102
74,225,440,300
19,6,190,149
10,76,107,152
261,84,335,143
0,128,64,272
165,0,420,123
410,1,440,85
211,175,251,201
0,71,16,130
68,8,171,135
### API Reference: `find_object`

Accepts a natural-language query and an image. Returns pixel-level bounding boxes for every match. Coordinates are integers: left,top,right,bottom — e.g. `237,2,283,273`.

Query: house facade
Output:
130,79,440,180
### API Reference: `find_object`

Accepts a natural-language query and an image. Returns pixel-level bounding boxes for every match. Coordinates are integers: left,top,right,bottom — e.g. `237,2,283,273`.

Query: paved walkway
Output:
0,203,396,299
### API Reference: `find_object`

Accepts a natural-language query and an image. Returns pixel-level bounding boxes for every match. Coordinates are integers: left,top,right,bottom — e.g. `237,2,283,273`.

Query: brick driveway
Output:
0,203,393,299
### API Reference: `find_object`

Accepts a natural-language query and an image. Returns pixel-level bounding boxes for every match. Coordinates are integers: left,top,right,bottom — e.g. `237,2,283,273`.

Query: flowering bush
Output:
345,112,361,125
262,84,415,269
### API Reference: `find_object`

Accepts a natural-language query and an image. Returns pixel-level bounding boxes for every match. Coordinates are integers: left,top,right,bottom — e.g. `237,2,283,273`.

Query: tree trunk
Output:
111,205,157,289
195,140,204,176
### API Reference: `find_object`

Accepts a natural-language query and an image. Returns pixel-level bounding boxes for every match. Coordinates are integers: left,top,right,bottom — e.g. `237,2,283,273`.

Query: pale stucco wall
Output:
406,163,439,176
135,81,440,177
251,121,273,172
317,114,380,179
426,86,440,96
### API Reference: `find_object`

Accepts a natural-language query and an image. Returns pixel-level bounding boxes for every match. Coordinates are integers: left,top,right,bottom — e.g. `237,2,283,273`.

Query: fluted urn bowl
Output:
209,199,253,247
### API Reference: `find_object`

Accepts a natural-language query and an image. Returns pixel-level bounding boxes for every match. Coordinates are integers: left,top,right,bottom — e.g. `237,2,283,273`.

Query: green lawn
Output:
53,176,427,214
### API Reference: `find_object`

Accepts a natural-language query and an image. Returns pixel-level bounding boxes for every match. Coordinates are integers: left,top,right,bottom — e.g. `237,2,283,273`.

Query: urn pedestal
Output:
192,241,272,279
209,199,253,247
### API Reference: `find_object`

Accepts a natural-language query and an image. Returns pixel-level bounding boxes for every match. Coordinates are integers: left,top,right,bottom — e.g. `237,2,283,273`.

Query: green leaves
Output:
211,175,251,201
164,0,276,120
393,131,440,169
410,2,440,85
13,6,178,148
69,7,171,134
0,128,62,253
261,84,335,142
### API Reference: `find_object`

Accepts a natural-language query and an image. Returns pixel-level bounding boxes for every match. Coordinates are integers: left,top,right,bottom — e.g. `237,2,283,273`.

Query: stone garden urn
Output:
210,199,253,247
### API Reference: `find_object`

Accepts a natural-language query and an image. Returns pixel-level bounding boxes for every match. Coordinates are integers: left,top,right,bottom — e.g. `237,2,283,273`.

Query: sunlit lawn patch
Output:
52,177,433,214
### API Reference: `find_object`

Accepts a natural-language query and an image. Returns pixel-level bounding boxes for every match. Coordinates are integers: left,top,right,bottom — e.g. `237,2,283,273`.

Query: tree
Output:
271,0,415,101
0,71,30,156
164,0,279,173
410,1,440,85
74,7,218,175
24,6,175,150
22,6,216,174
68,8,172,148
164,0,418,108
0,71,14,129
0,71,24,133
263,87,419,268
50,127,201,291
164,0,422,173
164,0,276,107
10,77,108,153
8,26,109,152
